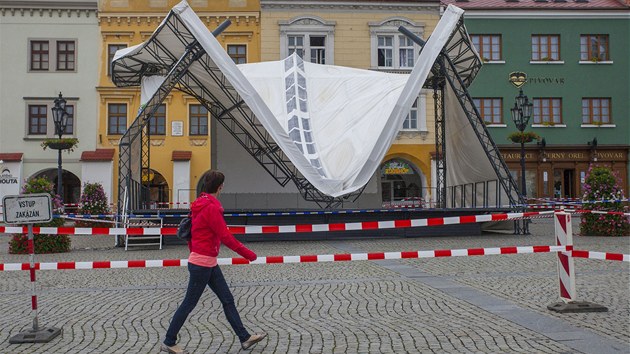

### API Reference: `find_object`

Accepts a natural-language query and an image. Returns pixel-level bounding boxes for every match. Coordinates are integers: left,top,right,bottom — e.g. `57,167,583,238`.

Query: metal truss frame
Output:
400,18,523,212
112,9,521,215
112,12,363,210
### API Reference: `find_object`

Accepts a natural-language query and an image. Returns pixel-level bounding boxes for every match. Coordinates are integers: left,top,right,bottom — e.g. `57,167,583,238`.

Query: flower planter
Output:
41,138,79,152
507,132,539,144
46,142,75,150
509,136,534,144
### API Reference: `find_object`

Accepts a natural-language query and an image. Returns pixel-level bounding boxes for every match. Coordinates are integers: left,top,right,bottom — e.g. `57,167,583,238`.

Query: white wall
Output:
172,160,191,204
81,161,114,205
0,161,23,205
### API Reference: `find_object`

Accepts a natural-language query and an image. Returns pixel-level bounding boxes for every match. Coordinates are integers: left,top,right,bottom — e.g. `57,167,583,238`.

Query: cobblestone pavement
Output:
0,217,628,353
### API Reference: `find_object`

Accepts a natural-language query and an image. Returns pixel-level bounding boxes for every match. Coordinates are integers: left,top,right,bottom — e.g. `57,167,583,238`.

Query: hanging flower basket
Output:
41,138,79,152
507,132,540,144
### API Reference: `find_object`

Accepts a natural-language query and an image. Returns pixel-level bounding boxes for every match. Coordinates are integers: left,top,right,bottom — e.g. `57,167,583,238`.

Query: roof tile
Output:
443,0,628,9
0,153,24,162
172,151,192,161
80,149,115,161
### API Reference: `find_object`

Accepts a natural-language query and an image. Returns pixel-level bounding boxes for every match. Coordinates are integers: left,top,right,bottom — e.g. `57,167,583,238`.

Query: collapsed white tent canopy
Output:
113,0,511,205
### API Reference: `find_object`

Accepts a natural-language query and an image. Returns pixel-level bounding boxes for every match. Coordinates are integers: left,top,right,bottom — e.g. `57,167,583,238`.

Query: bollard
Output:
547,212,607,313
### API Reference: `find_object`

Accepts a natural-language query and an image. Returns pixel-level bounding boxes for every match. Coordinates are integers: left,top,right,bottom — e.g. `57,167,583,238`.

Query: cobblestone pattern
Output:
0,217,627,353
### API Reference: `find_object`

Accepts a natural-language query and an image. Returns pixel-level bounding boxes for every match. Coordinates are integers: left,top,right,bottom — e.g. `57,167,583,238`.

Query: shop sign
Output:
544,152,587,161
528,77,565,84
501,152,535,161
142,171,155,182
597,152,624,159
383,161,414,175
508,71,527,88
0,167,18,185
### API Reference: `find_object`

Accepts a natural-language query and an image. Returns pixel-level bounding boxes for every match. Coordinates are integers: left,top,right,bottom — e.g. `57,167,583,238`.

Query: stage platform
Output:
134,207,516,244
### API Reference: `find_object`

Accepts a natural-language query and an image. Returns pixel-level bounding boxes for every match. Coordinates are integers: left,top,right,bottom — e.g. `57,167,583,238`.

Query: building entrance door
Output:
380,159,424,207
553,168,575,198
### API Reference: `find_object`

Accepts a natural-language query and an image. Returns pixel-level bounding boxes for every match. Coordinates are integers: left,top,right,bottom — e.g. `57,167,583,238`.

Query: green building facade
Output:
447,0,629,200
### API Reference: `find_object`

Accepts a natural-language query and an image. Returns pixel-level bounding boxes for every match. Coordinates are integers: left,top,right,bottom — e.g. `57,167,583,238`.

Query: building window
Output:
30,39,77,72
308,36,326,64
473,98,503,124
30,41,49,71
377,36,393,67
28,105,47,135
401,94,427,132
399,36,415,68
64,105,74,135
580,34,609,61
280,16,335,64
149,104,166,135
582,98,611,124
376,35,418,68
288,36,304,58
470,34,501,61
533,98,562,125
108,103,127,135
370,19,423,70
227,44,247,64
287,35,327,64
531,35,560,61
189,104,208,136
108,44,127,76
57,41,75,71
403,97,419,130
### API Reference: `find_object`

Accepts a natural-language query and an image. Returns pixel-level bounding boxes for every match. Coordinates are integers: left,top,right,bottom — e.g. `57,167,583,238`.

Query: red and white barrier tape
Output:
0,210,554,236
566,210,630,216
0,245,572,271
2,246,627,272
571,250,630,262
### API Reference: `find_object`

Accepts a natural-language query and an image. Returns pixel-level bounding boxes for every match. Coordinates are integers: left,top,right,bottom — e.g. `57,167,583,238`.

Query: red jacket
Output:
188,193,256,261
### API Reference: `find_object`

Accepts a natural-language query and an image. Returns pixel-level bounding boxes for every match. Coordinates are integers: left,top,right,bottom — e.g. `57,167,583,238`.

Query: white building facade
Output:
0,0,106,206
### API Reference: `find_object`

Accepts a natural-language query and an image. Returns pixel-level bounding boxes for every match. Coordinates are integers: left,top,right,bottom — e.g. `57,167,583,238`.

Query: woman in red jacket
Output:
162,171,267,354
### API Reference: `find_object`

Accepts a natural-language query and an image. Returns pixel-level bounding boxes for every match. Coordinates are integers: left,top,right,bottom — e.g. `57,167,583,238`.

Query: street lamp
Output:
510,88,533,234
588,137,598,162
51,92,69,199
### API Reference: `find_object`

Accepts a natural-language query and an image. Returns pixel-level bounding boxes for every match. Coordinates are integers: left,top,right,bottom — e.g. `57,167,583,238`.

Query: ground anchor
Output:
547,301,608,313
9,327,62,344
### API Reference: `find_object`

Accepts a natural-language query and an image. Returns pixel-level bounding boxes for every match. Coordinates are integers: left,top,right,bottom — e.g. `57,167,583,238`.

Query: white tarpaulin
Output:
114,1,500,201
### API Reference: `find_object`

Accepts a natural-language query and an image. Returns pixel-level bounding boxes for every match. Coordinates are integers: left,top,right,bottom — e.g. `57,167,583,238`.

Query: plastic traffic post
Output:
547,212,607,313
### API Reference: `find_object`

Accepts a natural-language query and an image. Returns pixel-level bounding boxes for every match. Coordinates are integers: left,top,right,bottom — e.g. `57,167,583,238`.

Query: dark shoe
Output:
241,333,267,350
161,343,188,354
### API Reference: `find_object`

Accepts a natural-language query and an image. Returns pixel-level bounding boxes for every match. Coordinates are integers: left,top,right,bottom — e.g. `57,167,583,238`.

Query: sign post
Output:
2,193,62,343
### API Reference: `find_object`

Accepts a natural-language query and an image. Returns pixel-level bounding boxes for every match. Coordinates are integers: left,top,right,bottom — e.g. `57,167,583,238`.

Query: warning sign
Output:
2,194,53,224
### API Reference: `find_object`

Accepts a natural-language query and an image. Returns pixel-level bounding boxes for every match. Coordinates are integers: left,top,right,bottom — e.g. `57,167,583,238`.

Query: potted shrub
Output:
579,167,629,236
9,177,71,254
76,182,112,227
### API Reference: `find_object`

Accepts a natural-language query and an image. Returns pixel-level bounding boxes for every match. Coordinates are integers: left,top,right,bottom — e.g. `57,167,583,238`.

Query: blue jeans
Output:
164,263,250,346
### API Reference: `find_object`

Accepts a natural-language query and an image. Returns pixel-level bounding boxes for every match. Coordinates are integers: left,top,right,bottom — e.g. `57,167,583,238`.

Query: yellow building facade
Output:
260,0,441,206
97,0,261,205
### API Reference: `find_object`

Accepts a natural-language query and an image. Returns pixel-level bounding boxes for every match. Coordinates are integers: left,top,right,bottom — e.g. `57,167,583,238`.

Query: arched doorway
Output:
380,159,425,207
31,168,81,205
142,168,170,208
